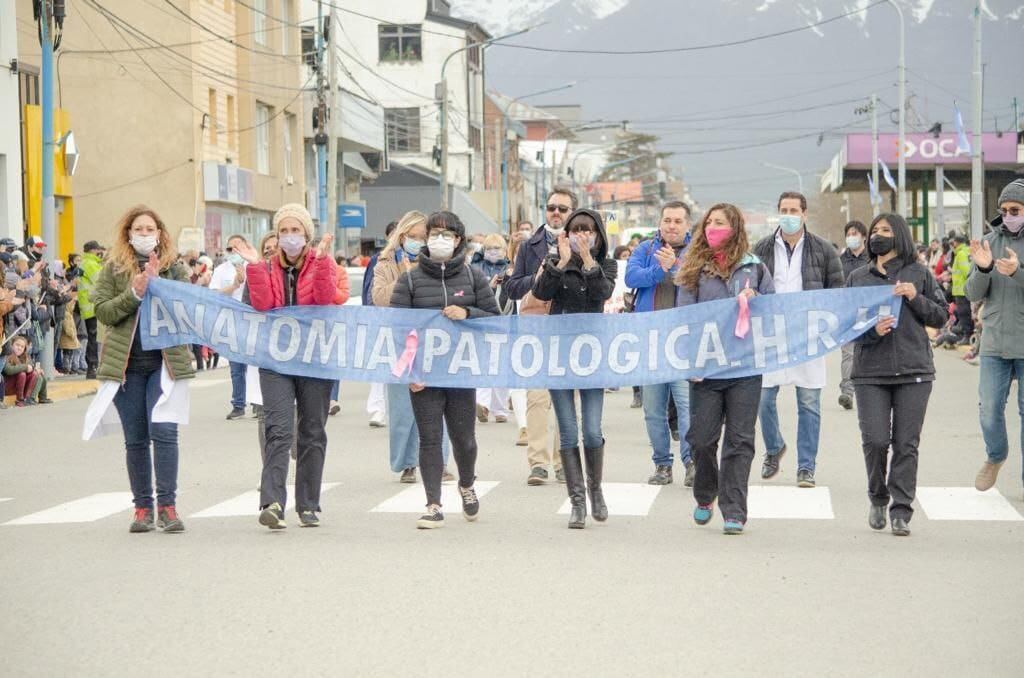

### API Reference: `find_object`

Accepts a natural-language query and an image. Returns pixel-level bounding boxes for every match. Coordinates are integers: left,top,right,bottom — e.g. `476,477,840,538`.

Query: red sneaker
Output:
157,505,185,533
130,507,154,533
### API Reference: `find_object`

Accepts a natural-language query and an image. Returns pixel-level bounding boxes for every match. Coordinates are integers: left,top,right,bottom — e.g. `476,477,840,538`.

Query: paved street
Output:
2,349,1022,677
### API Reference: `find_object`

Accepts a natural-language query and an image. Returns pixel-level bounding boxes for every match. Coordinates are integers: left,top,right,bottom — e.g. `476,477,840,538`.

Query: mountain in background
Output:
451,0,1023,209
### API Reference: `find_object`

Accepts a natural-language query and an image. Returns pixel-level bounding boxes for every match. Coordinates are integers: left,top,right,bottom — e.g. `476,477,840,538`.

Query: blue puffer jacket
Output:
625,233,690,312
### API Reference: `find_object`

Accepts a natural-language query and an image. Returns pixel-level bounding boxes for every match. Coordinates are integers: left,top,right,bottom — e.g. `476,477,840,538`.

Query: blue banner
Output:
140,278,901,389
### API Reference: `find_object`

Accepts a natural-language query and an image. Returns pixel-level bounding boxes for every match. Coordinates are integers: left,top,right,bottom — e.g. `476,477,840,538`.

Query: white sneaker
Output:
369,411,387,428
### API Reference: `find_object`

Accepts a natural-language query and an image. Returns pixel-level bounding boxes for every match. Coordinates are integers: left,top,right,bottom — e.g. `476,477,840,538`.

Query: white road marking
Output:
747,486,835,519
557,483,661,517
190,483,340,517
916,487,1023,521
0,498,12,503
3,492,133,525
370,481,500,513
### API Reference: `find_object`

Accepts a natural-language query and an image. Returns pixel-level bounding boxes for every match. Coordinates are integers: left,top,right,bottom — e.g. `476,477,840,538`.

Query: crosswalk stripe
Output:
557,483,661,516
916,487,1023,521
190,483,340,517
747,486,835,519
0,498,12,503
370,481,500,513
3,492,133,525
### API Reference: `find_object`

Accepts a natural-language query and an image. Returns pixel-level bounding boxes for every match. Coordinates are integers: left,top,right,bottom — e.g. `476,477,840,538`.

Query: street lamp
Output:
500,82,576,231
885,0,907,216
761,162,804,194
439,25,538,210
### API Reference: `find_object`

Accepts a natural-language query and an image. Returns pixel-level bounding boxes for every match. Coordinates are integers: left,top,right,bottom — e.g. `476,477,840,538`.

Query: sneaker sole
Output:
369,422,386,428
515,441,528,447
723,526,744,535
159,522,185,533
299,522,319,528
463,511,479,522
259,510,287,530
798,480,816,488
416,519,445,529
129,524,154,533
400,477,417,484
329,406,341,416
527,477,546,486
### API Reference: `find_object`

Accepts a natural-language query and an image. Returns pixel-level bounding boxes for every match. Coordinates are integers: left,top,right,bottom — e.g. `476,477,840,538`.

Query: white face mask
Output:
845,235,863,251
130,234,158,256
544,224,564,237
483,248,503,263
428,236,456,262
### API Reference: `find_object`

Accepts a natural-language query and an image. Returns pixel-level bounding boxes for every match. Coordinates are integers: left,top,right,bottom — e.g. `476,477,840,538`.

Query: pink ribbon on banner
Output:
734,280,751,339
392,329,419,378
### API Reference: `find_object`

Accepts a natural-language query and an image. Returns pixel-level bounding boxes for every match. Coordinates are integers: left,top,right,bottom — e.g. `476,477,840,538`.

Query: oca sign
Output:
846,132,1019,167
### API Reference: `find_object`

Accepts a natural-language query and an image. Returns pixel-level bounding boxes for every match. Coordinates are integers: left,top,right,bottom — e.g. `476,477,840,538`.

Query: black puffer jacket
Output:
532,208,618,315
389,249,500,318
847,258,948,382
754,228,845,290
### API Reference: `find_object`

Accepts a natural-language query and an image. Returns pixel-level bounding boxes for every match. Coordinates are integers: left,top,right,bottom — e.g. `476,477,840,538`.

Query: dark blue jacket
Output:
624,233,690,312
361,253,380,305
505,226,553,301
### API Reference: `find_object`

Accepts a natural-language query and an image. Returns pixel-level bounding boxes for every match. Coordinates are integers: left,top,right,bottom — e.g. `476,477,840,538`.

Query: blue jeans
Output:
113,368,179,509
979,356,1024,480
549,388,604,450
759,386,822,473
386,383,450,472
229,361,246,409
643,380,691,466
330,380,340,401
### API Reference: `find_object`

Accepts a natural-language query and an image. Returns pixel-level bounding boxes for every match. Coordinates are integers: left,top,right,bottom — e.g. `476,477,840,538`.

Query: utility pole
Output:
935,165,945,238
871,93,880,217
39,0,63,379
885,0,907,216
325,10,340,247
314,0,328,231
970,2,984,239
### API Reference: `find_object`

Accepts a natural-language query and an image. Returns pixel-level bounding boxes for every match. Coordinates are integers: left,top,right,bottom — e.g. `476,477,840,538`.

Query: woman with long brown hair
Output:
91,205,195,533
675,204,774,535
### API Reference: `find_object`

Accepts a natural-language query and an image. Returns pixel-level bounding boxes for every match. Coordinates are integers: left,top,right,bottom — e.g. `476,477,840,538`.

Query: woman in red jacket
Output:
236,204,339,530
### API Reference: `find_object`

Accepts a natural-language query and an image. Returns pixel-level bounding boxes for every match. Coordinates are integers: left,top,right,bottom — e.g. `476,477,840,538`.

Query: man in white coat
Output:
753,192,845,487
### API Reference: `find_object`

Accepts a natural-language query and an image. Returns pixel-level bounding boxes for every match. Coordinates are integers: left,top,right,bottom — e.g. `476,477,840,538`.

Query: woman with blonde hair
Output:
471,233,514,424
91,205,195,533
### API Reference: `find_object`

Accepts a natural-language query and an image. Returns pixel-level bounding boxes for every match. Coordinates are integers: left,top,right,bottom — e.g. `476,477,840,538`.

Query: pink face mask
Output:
705,227,733,250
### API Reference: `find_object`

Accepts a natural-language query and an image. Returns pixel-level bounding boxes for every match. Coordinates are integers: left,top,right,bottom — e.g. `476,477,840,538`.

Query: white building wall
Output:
0,12,23,241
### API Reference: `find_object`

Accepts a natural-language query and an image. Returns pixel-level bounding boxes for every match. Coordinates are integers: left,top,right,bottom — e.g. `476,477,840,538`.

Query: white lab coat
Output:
82,364,191,440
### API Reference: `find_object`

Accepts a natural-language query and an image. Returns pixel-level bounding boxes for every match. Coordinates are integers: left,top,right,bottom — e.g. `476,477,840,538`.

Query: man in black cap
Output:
0,237,17,254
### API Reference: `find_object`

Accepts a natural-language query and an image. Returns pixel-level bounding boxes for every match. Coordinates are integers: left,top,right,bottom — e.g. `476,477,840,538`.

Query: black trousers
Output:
687,375,762,523
258,369,333,513
410,387,477,507
854,381,932,521
84,316,98,369
953,296,974,337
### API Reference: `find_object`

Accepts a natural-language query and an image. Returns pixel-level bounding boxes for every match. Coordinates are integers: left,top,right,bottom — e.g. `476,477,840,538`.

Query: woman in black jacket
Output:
847,213,948,537
532,208,618,529
390,211,500,530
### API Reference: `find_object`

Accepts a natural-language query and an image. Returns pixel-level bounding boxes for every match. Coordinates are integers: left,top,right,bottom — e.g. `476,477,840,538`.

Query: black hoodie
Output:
531,208,618,315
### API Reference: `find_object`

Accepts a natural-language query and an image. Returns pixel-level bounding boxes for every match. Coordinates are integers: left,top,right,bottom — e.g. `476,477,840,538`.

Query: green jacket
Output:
93,261,196,383
965,223,1024,359
951,243,971,296
77,252,104,320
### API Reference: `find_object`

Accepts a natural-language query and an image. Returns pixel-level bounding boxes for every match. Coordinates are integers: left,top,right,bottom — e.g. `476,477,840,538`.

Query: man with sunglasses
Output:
967,179,1024,496
505,187,577,485
210,234,250,420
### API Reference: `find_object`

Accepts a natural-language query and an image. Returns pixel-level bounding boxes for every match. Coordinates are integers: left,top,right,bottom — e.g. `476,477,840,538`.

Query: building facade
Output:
0,11,23,242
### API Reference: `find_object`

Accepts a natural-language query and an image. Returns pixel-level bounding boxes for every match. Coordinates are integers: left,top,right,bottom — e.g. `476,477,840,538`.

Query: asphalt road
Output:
1,350,1021,677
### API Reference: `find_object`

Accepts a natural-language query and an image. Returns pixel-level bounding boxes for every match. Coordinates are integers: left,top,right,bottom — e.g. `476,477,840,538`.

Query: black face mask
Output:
869,235,895,256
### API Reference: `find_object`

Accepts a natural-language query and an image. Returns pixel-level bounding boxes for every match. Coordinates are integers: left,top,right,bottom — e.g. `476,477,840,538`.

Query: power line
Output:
157,0,305,60
77,160,194,198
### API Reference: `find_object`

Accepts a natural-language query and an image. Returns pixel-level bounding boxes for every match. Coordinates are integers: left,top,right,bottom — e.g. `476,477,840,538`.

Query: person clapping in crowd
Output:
471,233,513,425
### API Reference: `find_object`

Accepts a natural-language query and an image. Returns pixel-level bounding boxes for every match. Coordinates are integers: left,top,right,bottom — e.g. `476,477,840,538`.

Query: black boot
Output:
559,447,586,529
584,442,608,522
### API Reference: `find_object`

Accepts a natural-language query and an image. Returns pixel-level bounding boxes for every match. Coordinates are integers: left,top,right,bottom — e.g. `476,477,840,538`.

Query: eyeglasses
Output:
546,205,570,214
225,247,234,253
1001,207,1022,217
429,230,457,241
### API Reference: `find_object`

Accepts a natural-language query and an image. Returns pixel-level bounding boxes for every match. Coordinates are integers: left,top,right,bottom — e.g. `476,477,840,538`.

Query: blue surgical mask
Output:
403,239,424,257
227,253,245,267
778,215,803,235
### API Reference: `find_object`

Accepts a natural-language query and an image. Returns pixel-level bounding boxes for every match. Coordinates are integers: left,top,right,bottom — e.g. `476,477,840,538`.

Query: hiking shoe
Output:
838,394,854,410
130,507,155,533
515,427,528,447
476,404,489,423
494,414,508,423
723,519,745,535
797,469,816,488
556,467,566,483
761,445,787,479
458,485,480,521
259,503,287,530
417,505,445,529
975,460,1004,491
683,460,696,488
648,465,673,485
329,401,341,416
226,407,246,420
400,467,417,484
694,503,714,525
891,517,911,536
298,510,320,527
527,467,548,486
441,467,455,484
157,505,184,532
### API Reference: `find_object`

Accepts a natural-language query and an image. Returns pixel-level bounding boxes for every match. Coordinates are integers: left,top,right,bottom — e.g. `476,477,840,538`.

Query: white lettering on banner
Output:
172,300,205,337
608,333,640,374
449,333,481,375
511,336,543,378
423,329,452,373
569,335,602,376
548,336,566,377
148,298,177,336
365,327,395,370
695,322,728,369
751,315,789,369
482,333,508,375
807,311,840,356
851,307,872,332
665,326,691,370
269,317,301,361
210,309,240,353
647,329,660,371
242,312,267,355
354,324,368,369
303,319,347,367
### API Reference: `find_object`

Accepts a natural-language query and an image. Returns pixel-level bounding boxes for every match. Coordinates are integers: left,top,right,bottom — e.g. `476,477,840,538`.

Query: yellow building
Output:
21,105,75,261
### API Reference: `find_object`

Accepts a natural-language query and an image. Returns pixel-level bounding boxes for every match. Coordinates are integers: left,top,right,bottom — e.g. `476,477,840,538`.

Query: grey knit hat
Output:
998,179,1024,207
